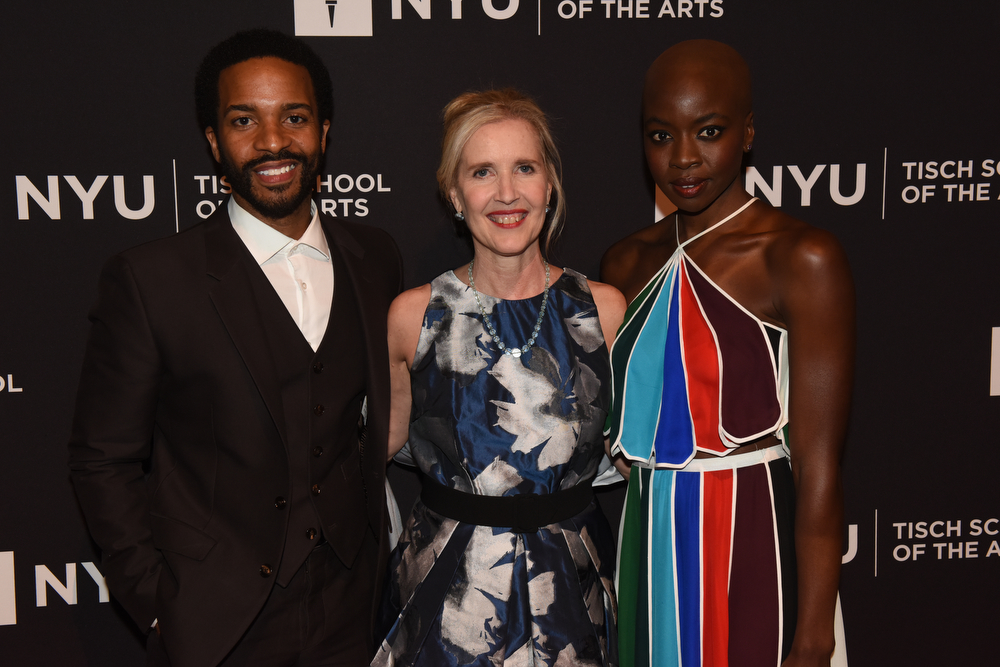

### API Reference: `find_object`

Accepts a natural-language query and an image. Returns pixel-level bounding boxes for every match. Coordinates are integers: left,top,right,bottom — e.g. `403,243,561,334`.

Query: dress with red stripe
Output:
607,198,808,667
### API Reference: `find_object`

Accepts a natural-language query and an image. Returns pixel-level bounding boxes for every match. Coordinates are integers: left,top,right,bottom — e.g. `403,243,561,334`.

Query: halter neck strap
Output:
676,197,758,247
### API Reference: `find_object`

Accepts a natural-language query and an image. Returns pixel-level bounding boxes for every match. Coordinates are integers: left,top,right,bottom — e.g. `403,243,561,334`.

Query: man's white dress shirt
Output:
229,198,333,351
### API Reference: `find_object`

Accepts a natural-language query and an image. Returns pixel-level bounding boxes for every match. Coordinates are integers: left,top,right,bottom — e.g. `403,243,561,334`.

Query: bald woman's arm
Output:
776,227,854,667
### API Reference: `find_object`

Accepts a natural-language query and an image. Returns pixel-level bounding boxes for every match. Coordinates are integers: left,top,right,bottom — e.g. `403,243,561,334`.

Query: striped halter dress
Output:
606,198,801,667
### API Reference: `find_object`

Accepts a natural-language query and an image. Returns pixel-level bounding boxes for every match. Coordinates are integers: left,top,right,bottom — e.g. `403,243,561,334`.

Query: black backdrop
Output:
2,1,999,664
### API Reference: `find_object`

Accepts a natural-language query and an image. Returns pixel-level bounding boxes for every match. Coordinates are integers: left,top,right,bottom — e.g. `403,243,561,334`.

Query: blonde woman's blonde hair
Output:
436,89,566,259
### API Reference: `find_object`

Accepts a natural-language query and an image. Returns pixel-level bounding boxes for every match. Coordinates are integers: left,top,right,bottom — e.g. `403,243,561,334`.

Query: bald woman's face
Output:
642,55,753,216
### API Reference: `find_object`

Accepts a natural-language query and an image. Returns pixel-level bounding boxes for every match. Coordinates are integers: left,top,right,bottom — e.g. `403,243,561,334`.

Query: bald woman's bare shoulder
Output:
600,220,677,305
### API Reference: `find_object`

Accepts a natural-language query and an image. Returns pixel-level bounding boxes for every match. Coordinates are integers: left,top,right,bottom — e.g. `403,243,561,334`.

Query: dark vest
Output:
253,244,368,586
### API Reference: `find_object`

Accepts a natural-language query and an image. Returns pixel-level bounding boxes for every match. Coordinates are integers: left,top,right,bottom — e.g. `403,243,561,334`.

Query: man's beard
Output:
219,148,320,220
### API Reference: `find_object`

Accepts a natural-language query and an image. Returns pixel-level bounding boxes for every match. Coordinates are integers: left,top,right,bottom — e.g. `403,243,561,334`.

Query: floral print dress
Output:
373,269,618,667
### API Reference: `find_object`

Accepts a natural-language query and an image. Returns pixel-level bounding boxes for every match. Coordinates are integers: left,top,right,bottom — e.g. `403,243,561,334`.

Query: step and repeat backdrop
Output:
2,1,998,664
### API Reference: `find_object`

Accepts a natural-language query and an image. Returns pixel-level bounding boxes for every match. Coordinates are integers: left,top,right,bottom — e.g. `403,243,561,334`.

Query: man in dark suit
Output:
68,29,401,666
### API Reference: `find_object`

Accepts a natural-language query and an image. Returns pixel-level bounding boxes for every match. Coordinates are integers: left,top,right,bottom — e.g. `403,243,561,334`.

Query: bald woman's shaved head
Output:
644,39,752,120
640,40,755,215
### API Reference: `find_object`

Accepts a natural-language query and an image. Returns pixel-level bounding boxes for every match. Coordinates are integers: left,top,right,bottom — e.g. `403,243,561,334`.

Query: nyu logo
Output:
294,0,373,36
391,0,722,21
0,552,110,626
653,163,867,221
15,175,155,221
745,163,866,208
390,0,522,20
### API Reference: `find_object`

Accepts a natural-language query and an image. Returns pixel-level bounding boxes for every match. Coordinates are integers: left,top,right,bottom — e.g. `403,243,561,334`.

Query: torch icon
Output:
326,1,338,27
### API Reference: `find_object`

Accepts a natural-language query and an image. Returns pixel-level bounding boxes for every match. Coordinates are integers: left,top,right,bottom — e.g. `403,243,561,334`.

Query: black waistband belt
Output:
420,477,594,533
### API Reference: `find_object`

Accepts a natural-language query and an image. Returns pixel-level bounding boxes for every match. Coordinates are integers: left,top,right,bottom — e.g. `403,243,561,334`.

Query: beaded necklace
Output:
468,259,550,359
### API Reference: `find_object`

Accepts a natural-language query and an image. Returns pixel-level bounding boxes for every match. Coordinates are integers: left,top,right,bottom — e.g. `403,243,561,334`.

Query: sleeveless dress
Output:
373,268,618,667
607,199,848,667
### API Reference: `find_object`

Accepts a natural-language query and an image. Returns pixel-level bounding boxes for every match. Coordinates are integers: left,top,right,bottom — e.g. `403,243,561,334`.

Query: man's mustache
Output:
242,150,310,172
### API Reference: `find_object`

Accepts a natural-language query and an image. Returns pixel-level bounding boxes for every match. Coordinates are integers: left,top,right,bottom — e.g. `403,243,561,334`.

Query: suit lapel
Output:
203,210,289,446
322,215,389,531
322,215,371,341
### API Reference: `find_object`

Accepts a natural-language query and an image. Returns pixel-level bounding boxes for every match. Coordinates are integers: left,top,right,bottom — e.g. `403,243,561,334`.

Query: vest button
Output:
274,496,287,509
311,484,321,496
313,362,324,374
306,527,317,540
314,404,325,415
312,446,324,458
259,564,272,577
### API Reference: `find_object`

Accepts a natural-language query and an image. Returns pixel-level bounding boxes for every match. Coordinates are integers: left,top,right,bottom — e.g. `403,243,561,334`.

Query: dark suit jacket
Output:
68,206,402,666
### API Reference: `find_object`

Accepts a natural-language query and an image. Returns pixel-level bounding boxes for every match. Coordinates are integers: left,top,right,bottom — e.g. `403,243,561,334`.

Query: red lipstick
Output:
671,177,708,198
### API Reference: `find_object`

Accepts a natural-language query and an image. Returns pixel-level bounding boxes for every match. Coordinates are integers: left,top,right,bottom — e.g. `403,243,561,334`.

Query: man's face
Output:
205,57,330,225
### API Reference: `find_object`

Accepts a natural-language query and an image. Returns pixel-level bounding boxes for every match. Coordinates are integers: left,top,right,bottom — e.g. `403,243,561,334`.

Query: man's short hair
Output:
195,28,334,132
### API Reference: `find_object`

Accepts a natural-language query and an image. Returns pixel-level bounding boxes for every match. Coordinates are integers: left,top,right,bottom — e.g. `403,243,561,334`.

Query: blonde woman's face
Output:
450,119,552,260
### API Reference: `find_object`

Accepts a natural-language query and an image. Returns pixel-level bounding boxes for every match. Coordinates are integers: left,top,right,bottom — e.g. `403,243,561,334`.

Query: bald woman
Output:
602,41,852,667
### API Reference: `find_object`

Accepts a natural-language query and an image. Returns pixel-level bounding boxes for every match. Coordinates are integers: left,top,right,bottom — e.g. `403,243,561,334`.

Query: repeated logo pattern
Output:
294,0,374,36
